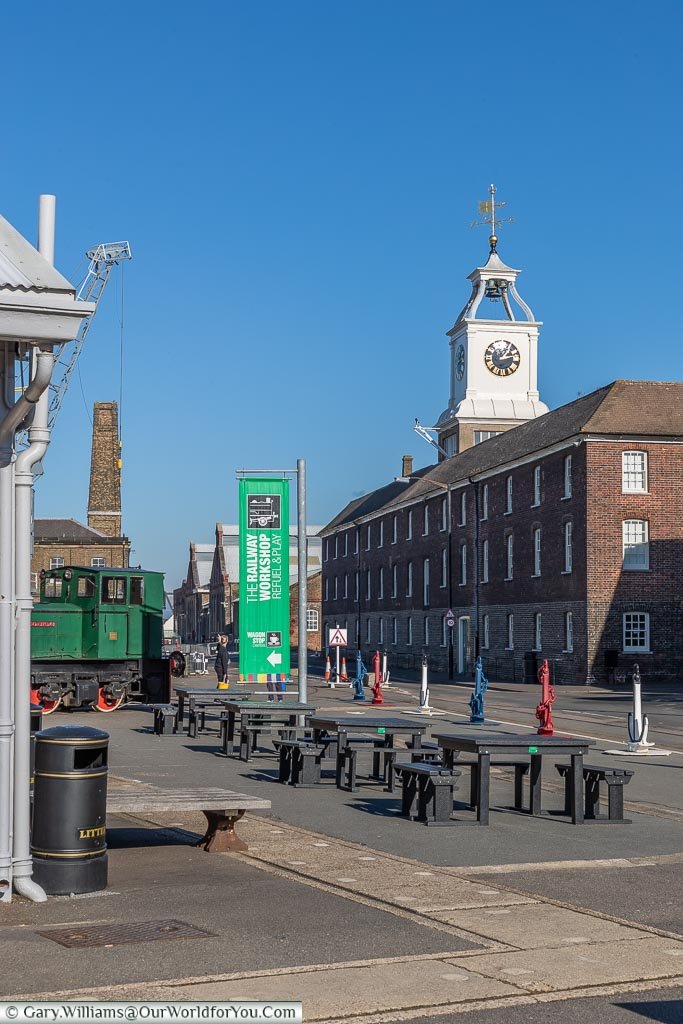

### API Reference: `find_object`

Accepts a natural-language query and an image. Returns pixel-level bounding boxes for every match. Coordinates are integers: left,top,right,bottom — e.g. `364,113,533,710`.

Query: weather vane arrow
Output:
470,183,514,252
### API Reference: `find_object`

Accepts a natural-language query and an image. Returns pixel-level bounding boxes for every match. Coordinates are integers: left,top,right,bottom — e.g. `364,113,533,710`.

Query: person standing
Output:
215,634,229,690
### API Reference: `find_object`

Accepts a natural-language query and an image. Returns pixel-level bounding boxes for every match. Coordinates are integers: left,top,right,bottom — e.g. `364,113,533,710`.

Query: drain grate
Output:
37,918,215,948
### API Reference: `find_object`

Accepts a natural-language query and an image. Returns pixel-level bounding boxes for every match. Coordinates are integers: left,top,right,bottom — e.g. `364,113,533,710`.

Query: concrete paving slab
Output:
446,936,683,993
475,863,683,935
430,903,654,948
148,958,521,1020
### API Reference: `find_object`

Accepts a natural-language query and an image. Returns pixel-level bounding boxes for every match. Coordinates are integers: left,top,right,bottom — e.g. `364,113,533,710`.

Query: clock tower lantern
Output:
435,192,548,457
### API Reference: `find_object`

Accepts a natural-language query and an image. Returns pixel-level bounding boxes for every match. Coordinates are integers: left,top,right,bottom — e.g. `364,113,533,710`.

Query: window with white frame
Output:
344,574,348,599
564,454,572,498
378,567,384,599
407,510,413,540
355,620,360,645
90,557,106,568
378,521,384,548
366,618,371,643
505,475,513,513
424,616,430,645
423,504,429,536
334,536,338,559
483,613,490,649
622,451,648,493
379,617,384,644
533,466,541,506
407,560,413,597
440,497,447,531
392,617,398,644
306,609,319,631
324,540,329,562
564,611,573,652
366,569,371,599
441,547,447,588
445,434,458,456
30,572,39,594
392,515,397,544
459,491,467,526
459,543,467,585
423,558,430,607
392,563,397,598
407,616,413,645
623,612,650,652
533,612,542,651
324,578,329,601
481,483,489,521
50,556,65,569
623,520,649,570
354,571,359,601
366,525,371,550
441,616,448,647
473,430,501,444
481,539,489,582
333,576,338,599
354,528,359,553
507,612,514,649
564,521,573,572
533,527,542,576
506,534,514,580
344,532,349,556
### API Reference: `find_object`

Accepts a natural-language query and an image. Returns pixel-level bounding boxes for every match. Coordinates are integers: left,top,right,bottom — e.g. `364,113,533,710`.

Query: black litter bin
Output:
32,725,109,894
523,651,538,684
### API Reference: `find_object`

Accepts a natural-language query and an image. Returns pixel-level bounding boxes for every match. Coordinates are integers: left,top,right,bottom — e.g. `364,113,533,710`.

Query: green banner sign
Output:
238,478,291,682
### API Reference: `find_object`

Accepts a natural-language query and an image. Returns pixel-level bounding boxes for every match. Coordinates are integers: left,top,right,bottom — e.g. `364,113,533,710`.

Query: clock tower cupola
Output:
435,185,548,457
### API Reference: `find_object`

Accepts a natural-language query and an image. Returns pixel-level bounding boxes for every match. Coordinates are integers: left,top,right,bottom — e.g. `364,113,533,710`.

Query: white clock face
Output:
484,340,521,377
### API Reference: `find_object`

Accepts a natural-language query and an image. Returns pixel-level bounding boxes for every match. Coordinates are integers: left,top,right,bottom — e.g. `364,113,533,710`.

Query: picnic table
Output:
432,732,594,825
309,716,430,790
173,686,255,726
220,700,317,759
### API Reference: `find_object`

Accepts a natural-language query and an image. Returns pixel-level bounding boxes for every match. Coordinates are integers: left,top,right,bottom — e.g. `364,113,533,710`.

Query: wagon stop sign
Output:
445,609,456,628
328,627,347,647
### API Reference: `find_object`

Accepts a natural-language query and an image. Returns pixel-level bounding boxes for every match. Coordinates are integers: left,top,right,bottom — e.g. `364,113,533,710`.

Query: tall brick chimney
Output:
401,454,414,478
87,402,122,537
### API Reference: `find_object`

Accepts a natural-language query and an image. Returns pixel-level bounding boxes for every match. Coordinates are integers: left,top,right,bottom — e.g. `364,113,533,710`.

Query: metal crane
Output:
16,241,132,447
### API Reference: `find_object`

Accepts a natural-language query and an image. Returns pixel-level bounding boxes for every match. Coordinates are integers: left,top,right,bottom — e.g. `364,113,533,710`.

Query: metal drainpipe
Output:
0,346,15,901
447,486,454,680
470,478,480,670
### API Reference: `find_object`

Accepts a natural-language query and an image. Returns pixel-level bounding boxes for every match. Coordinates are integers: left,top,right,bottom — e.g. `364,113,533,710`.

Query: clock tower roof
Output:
451,244,537,329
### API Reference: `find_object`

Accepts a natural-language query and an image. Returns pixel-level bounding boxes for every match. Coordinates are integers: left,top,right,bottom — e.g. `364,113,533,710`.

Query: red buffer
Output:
371,649,384,706
535,658,556,736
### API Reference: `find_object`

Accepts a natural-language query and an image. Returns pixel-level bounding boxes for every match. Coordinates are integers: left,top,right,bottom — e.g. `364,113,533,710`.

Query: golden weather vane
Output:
470,183,514,252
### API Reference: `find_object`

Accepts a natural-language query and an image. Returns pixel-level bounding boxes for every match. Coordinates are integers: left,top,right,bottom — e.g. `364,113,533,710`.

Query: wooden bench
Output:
107,787,271,852
394,761,462,825
273,739,327,787
151,704,178,736
556,764,633,823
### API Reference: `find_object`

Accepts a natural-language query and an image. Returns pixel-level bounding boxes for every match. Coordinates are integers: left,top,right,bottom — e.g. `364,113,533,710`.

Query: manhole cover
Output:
37,919,215,948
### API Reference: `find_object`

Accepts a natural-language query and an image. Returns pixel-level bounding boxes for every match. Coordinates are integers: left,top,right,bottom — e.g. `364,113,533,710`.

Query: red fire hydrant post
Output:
535,658,555,735
371,649,384,706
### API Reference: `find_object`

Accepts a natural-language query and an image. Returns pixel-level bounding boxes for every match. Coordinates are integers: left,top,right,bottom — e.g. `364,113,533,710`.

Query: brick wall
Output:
290,571,322,652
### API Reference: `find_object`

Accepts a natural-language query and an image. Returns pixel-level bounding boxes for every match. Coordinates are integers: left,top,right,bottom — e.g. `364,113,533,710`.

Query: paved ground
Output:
2,673,681,1021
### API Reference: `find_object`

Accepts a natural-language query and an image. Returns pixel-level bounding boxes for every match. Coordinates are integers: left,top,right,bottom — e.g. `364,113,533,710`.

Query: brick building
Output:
322,383,683,685
289,570,323,653
32,401,130,590
173,542,213,643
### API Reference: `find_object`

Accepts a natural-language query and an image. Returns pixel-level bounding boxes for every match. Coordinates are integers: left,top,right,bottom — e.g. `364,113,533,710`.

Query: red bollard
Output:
371,650,384,706
535,658,555,735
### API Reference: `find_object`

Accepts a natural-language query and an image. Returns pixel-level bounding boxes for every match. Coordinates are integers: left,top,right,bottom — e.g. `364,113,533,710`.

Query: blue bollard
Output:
469,656,488,724
353,651,367,701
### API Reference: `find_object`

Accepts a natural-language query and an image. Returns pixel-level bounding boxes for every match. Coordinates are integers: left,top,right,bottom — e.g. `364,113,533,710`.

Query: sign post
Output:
238,478,291,685
328,626,347,689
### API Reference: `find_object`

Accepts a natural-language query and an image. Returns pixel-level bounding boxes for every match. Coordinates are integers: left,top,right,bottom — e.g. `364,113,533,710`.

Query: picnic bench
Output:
556,764,633,823
107,786,270,852
394,761,463,825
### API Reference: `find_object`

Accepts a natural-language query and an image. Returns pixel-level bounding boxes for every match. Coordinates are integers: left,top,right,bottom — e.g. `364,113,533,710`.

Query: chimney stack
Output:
402,454,413,479
87,402,122,537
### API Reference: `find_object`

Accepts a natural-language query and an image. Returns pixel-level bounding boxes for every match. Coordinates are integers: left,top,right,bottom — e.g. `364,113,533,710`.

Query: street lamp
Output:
0,198,95,903
394,475,454,680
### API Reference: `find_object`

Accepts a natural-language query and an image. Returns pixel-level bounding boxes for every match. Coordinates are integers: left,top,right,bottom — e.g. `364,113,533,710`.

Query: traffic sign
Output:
328,627,348,647
445,609,455,628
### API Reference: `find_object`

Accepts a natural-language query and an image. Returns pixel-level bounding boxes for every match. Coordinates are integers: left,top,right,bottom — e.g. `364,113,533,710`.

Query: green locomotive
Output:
31,566,170,713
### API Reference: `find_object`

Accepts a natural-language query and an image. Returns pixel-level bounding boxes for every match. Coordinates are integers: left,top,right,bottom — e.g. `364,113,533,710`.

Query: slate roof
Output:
34,518,126,542
323,381,683,532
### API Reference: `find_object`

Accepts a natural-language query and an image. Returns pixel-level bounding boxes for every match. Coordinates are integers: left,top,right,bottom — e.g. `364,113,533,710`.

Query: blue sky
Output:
2,1,681,590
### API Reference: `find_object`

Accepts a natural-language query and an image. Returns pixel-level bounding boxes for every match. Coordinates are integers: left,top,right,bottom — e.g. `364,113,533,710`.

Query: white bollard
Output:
401,655,445,717
605,664,671,757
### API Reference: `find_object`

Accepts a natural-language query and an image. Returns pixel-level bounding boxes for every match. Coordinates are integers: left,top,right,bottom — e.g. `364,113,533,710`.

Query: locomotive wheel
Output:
94,687,126,712
30,687,61,715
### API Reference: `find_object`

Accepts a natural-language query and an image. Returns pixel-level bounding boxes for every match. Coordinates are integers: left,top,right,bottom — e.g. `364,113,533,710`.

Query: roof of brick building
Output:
323,380,683,531
34,518,127,542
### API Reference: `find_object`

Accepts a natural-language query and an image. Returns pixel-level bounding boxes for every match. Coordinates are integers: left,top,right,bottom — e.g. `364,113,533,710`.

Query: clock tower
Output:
435,198,548,457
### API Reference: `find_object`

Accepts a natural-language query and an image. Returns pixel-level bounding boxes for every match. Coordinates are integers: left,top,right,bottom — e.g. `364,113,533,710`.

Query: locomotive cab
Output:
31,566,168,713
